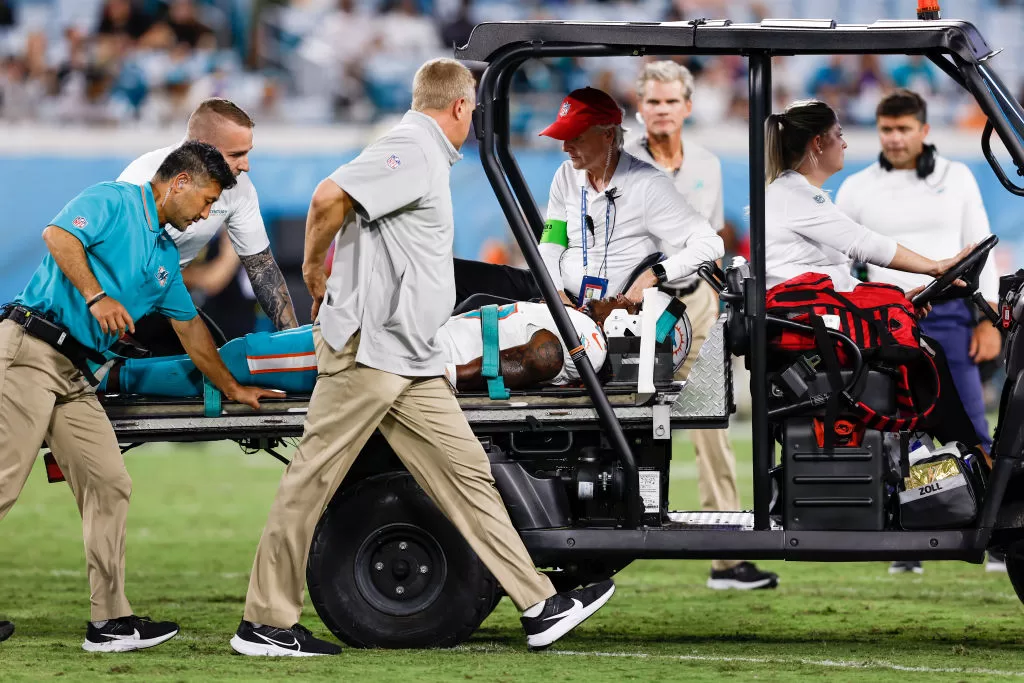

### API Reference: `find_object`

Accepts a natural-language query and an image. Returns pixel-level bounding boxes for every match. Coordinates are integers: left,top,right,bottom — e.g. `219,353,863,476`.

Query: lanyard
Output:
580,186,613,277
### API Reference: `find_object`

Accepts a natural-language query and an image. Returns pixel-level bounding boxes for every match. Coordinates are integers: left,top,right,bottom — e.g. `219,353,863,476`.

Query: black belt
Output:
1,305,107,386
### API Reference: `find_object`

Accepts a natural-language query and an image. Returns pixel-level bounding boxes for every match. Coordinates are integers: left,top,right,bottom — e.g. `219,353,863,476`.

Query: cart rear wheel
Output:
306,472,499,648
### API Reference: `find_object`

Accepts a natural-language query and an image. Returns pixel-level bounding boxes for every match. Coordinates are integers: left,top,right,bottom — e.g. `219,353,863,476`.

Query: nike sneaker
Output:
230,620,341,657
707,561,780,590
521,579,615,650
82,615,178,652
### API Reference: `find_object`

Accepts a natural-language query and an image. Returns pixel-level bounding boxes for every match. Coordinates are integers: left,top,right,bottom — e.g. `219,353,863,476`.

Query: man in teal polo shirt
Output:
0,141,280,652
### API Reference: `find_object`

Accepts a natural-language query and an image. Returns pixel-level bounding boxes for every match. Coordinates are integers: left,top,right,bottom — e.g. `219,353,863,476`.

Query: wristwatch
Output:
651,262,668,284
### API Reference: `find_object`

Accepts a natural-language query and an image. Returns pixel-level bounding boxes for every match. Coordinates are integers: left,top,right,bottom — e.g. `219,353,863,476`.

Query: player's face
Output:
165,175,222,231
877,114,930,170
586,294,641,330
639,79,692,138
210,122,253,176
562,126,616,172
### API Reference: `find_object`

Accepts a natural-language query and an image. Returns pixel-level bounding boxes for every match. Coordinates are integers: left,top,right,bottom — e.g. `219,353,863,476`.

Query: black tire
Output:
306,472,499,648
1005,540,1024,605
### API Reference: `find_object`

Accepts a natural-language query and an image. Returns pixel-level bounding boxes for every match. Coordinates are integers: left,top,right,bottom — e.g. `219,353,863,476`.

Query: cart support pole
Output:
748,52,772,531
474,46,643,528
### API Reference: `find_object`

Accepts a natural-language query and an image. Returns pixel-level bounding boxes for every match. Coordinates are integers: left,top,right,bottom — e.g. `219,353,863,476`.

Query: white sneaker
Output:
986,551,1007,573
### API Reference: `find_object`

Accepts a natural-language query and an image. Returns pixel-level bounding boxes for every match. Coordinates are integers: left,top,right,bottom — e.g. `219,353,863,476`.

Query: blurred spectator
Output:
50,65,134,125
441,0,476,49
892,55,938,94
809,55,850,106
689,57,739,126
160,0,216,49
0,0,1022,130
377,0,441,57
0,56,44,122
847,54,890,125
97,0,153,42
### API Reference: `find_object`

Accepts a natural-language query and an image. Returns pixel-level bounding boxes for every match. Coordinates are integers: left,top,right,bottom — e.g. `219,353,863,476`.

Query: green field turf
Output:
2,434,1024,682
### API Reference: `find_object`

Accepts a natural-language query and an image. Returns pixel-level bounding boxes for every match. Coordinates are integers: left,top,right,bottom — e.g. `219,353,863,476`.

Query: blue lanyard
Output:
580,186,613,277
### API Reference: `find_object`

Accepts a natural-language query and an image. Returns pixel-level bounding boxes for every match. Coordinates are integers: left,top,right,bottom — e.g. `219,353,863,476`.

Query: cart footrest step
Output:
665,511,757,530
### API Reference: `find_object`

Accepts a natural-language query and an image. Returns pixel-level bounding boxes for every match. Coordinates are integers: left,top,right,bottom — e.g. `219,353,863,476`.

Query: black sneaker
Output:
888,560,924,575
0,621,13,642
82,615,179,652
230,620,341,657
707,561,779,590
521,579,615,651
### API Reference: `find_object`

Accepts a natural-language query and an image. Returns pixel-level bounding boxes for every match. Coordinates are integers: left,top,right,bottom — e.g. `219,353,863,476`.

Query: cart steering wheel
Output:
909,234,999,310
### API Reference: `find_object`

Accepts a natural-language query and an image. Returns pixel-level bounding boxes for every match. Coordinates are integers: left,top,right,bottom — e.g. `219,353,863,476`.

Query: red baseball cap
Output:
539,87,623,141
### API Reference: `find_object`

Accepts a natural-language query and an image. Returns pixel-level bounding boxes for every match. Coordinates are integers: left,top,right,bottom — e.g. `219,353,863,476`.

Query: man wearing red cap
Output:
451,87,722,310
536,87,722,306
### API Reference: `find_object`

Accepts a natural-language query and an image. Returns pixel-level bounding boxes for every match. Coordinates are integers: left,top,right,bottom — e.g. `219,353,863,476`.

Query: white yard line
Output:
458,644,1024,677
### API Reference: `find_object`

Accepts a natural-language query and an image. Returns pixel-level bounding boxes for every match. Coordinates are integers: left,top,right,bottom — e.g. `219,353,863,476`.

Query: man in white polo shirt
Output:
836,89,1002,574
537,86,723,305
452,87,723,309
118,98,298,354
625,61,778,591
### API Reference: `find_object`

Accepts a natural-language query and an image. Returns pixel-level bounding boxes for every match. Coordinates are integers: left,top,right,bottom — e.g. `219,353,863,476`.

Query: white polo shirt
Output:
539,150,723,297
835,156,998,302
765,170,898,291
118,143,270,266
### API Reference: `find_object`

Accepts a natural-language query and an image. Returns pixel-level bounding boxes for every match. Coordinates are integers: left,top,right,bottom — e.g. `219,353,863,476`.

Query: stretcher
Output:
99,317,734,449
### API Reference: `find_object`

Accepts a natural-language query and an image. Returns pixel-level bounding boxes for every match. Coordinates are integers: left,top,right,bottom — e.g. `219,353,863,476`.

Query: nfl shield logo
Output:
385,154,401,170
72,216,87,228
559,101,571,117
156,266,169,288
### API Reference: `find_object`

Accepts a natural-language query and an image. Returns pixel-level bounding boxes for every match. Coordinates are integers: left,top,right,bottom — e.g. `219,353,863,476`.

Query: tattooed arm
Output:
239,247,299,330
456,329,564,390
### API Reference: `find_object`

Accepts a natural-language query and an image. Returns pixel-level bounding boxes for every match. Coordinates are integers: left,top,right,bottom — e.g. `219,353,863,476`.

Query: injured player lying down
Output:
99,296,681,396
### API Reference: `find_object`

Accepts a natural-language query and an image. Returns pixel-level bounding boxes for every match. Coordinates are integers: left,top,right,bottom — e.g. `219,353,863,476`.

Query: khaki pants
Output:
243,329,555,628
675,283,741,572
0,320,133,621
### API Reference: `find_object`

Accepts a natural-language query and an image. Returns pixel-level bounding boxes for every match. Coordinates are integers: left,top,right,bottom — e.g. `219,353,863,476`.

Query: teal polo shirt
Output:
15,181,197,353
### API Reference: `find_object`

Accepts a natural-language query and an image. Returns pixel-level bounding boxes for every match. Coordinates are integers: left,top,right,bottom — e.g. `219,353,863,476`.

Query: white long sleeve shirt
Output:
539,151,724,297
835,156,998,302
118,143,270,267
765,170,898,290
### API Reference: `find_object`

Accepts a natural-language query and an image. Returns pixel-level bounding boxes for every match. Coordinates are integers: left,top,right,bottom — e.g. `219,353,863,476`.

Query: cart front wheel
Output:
306,472,499,648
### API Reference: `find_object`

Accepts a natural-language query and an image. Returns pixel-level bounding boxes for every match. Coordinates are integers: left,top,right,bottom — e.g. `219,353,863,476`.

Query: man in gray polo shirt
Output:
230,58,615,657
626,61,778,591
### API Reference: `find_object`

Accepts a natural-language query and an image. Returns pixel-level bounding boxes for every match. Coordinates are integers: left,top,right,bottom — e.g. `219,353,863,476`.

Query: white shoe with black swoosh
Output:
82,615,179,652
521,579,615,651
230,621,341,657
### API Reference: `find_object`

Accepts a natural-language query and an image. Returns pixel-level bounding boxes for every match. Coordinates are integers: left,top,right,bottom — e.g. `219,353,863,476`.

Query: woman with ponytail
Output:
763,100,990,484
764,99,969,291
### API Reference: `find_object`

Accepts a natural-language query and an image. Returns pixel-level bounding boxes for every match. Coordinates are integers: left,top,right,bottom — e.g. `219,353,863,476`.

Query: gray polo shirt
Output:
318,110,462,376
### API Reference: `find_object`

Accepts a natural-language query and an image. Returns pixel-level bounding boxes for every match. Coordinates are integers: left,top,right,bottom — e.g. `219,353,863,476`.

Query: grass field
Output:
2,435,1024,682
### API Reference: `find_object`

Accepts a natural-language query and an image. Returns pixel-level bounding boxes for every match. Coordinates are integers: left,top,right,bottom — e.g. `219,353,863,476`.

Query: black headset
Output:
878,143,937,179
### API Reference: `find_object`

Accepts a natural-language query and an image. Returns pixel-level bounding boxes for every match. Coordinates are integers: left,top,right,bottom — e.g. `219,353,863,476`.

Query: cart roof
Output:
456,19,996,64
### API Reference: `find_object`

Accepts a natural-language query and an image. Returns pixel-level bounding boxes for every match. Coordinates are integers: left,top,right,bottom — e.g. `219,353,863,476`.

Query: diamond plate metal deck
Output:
672,315,733,420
